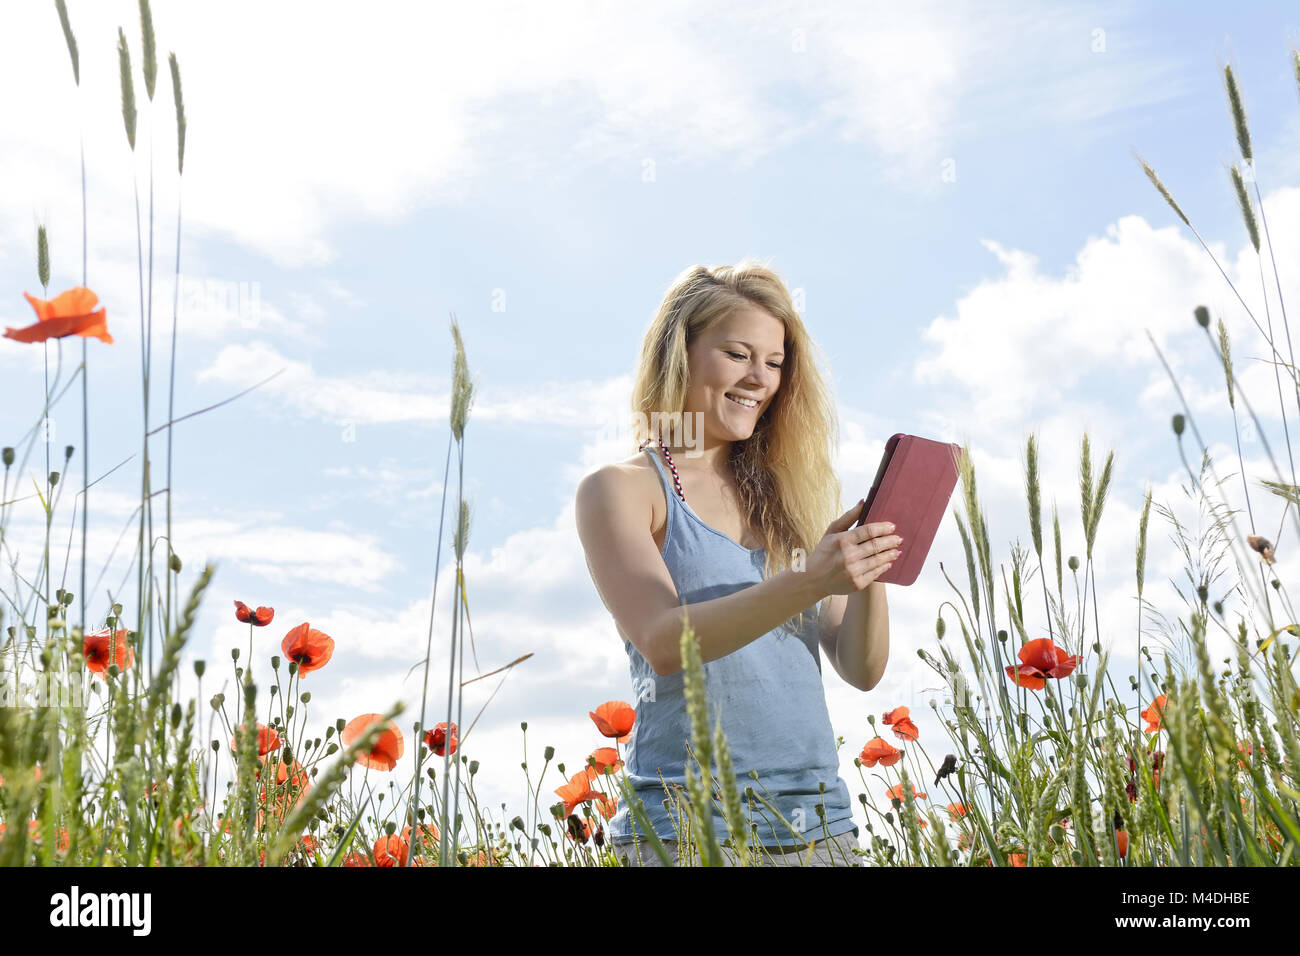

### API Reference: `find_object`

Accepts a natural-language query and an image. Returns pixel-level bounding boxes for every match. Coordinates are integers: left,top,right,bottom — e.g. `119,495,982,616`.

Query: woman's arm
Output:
818,582,890,692
576,466,826,678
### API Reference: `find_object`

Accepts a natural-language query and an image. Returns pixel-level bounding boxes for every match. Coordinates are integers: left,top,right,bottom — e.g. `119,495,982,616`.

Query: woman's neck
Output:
659,439,733,477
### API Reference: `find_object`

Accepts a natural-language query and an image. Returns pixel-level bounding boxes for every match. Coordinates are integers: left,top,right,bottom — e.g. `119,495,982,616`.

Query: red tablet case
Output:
853,434,965,586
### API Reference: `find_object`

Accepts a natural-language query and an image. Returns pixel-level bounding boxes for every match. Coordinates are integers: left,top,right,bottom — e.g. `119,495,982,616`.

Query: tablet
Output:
852,433,965,586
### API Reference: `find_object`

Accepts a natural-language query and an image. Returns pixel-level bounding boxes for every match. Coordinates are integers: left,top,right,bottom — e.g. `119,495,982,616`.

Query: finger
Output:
849,543,900,572
829,499,865,533
849,520,896,547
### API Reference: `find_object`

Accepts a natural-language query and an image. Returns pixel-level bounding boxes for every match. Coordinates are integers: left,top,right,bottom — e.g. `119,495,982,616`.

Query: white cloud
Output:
0,0,1189,269
916,188,1300,428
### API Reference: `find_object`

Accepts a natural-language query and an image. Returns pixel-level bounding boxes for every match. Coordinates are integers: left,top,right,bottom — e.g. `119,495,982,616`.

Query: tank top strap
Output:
643,445,682,512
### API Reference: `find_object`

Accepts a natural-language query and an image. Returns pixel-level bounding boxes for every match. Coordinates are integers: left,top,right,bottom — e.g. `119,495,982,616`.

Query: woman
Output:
574,260,902,866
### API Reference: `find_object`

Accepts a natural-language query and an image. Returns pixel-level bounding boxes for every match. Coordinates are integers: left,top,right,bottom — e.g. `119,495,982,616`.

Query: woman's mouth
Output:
725,393,759,409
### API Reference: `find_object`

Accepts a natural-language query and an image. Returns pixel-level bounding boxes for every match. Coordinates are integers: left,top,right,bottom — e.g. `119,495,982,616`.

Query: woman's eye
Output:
728,350,782,370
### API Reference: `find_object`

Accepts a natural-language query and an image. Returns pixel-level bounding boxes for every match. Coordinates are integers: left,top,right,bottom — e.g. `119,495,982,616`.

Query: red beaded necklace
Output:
639,438,685,502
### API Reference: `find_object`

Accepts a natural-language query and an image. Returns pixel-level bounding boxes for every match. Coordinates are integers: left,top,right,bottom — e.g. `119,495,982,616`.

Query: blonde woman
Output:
575,259,902,866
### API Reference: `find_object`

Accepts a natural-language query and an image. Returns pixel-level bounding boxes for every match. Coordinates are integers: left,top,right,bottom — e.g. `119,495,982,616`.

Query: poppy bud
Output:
1194,305,1209,328
194,660,205,678
2,448,13,467
336,719,346,733
65,444,74,460
997,629,1007,642
271,655,281,670
1172,414,1184,436
210,693,224,710
936,615,945,639
170,552,182,573
510,816,525,831
520,721,528,732
544,746,555,761
300,691,311,703
1196,584,1208,604
231,648,240,661
49,471,59,486
1068,556,1080,571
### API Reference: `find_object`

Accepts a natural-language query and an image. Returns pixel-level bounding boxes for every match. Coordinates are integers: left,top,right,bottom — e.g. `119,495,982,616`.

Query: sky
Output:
1,0,1298,849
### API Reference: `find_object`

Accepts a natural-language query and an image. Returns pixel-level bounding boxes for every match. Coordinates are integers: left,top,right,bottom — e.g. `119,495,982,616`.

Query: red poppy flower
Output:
423,721,459,757
6,287,113,344
234,601,275,626
343,851,370,867
280,622,334,676
885,783,927,803
1115,829,1129,859
232,723,282,757
84,627,134,677
342,714,405,771
1141,695,1167,734
946,802,968,820
587,747,623,778
882,705,920,741
589,700,635,743
594,792,617,821
566,814,595,844
0,821,70,853
1004,638,1080,690
374,834,409,867
1237,740,1265,769
257,760,309,826
987,848,1027,866
402,822,439,861
555,769,605,817
258,758,309,789
859,736,902,768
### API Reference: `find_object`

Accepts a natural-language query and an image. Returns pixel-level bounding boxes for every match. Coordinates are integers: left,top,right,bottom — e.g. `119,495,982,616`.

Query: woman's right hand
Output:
804,501,903,598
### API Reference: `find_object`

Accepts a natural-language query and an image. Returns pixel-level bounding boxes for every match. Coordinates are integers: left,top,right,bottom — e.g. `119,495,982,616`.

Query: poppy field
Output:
1,3,1298,868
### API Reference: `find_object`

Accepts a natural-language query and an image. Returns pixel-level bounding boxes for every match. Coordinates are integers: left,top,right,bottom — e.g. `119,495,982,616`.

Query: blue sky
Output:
2,0,1298,844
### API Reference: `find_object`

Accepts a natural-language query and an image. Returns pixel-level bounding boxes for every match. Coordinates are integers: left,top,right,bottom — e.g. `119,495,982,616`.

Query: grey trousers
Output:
613,828,860,867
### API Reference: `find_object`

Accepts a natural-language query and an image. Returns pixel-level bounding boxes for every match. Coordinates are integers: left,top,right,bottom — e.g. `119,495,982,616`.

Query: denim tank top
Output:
606,447,858,848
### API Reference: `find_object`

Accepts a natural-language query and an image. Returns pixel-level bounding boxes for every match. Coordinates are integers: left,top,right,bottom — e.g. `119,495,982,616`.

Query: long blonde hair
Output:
629,258,843,634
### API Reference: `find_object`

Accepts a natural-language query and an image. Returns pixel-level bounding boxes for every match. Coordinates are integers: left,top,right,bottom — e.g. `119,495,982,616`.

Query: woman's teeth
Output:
726,394,758,408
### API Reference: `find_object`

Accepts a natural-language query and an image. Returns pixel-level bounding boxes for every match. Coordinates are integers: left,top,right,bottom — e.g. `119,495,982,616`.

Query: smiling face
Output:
683,303,786,454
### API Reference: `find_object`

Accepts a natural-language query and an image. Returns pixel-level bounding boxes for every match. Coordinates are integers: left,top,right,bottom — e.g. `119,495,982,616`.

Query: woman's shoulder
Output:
576,449,658,510
574,449,665,547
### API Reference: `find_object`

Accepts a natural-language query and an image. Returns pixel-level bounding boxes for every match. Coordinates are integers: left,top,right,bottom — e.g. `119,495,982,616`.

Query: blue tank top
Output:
605,447,858,848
